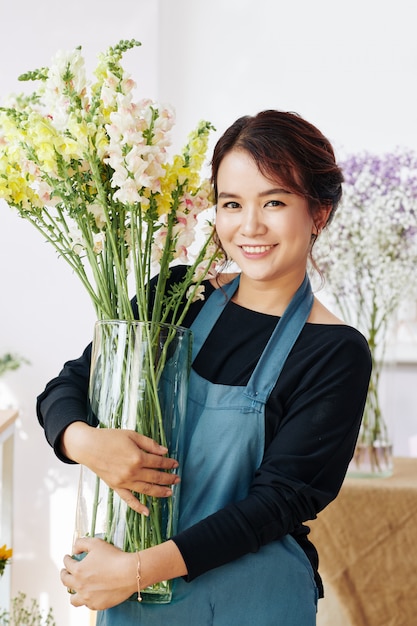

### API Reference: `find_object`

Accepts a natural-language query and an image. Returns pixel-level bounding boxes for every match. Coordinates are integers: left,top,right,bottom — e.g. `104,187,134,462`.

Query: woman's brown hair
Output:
211,110,343,231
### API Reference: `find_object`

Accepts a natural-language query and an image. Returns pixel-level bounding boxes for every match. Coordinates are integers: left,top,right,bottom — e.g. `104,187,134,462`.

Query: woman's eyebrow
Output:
217,191,240,199
218,188,291,199
259,188,292,197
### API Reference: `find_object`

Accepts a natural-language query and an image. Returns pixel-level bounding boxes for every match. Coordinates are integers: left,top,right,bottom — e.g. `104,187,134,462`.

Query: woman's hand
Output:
61,537,137,610
61,536,188,610
62,422,180,515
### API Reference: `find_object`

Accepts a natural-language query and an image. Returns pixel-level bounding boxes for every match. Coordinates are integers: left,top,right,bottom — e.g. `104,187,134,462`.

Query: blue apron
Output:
98,275,319,625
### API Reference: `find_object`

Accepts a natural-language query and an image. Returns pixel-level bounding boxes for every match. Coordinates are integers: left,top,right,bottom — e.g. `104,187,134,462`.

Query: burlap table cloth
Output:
310,457,417,626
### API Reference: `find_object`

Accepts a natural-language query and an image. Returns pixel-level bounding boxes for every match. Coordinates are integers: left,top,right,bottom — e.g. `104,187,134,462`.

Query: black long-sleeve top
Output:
37,266,372,597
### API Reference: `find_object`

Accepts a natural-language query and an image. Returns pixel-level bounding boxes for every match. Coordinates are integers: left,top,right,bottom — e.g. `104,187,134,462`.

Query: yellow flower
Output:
26,114,60,175
54,134,83,161
0,157,43,210
0,544,12,561
94,126,110,159
0,544,13,574
0,544,10,559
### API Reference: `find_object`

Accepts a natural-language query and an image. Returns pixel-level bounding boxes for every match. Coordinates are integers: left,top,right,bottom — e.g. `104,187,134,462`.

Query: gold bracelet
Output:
136,552,142,602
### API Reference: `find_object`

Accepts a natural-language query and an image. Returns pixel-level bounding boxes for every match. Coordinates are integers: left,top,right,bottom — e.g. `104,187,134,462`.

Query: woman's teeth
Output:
241,245,274,254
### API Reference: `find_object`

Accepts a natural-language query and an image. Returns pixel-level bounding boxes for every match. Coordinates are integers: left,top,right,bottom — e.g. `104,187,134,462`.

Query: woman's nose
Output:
240,207,267,236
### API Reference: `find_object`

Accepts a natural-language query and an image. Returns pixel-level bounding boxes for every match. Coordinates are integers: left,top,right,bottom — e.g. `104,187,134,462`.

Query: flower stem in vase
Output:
74,321,191,603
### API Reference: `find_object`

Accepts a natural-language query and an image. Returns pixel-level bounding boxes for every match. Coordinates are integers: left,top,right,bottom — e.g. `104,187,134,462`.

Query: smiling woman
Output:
37,110,371,626
212,111,341,316
215,151,320,310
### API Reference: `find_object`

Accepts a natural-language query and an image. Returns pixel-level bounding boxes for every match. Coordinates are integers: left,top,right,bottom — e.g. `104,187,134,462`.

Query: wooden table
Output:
310,457,417,626
0,408,18,611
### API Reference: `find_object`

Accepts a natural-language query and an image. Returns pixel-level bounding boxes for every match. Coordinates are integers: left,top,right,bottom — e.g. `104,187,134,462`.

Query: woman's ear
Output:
314,204,333,234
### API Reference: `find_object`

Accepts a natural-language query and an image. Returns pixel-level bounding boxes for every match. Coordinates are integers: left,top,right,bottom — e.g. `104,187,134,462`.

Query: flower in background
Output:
0,544,12,576
314,150,417,472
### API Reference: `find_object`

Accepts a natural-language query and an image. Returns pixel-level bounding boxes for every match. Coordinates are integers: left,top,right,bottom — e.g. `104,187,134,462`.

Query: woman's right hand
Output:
61,422,180,515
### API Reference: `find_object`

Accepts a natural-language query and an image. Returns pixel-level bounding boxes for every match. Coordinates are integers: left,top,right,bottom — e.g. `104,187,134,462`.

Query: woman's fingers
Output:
104,443,180,491
64,425,181,495
131,467,181,490
114,481,179,516
129,432,179,470
61,538,137,610
114,488,150,515
131,432,169,455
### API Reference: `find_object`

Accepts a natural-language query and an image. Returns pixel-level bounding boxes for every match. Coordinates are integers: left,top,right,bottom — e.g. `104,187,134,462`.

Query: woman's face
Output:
215,149,316,287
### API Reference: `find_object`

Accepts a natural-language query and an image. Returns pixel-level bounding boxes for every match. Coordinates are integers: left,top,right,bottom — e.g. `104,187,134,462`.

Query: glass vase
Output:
74,321,192,603
348,440,393,477
348,358,393,478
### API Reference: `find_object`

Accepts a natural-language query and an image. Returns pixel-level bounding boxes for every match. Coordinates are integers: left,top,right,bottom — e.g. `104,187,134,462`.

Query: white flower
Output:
88,203,107,229
68,224,85,256
315,149,417,337
43,48,88,131
186,284,205,302
93,231,105,254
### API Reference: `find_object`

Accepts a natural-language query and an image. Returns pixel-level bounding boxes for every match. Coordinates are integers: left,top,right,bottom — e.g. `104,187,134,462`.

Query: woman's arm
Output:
62,422,181,514
37,348,181,515
36,343,93,462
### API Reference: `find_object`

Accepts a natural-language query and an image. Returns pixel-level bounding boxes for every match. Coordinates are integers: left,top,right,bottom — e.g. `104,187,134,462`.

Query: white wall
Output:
1,1,417,624
158,0,417,154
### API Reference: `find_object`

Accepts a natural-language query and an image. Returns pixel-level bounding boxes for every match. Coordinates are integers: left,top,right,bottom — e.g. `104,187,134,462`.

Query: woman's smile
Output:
240,243,277,256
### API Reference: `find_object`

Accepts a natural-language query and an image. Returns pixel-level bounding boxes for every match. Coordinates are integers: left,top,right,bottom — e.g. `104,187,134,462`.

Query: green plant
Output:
0,354,29,378
0,592,55,626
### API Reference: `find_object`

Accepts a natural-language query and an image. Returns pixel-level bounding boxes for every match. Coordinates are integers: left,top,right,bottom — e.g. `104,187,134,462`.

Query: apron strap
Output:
190,274,314,405
190,277,240,360
244,274,313,406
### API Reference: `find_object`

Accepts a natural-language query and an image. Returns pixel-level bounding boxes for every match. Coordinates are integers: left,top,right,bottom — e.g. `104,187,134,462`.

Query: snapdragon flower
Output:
0,40,223,322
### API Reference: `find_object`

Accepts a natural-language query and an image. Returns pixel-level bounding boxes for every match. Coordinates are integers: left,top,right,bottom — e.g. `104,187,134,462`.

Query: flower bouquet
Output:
315,150,417,475
0,40,222,600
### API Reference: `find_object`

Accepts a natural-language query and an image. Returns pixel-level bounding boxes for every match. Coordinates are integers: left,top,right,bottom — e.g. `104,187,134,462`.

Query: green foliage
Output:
0,593,55,626
0,354,29,378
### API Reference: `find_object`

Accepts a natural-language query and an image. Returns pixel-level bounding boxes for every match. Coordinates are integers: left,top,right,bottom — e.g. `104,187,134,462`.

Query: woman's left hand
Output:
61,537,137,610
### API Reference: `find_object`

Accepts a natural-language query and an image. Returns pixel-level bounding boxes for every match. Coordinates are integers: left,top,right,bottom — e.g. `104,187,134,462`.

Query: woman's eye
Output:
223,201,241,209
265,199,284,208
